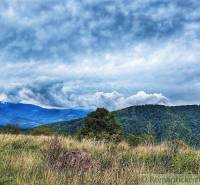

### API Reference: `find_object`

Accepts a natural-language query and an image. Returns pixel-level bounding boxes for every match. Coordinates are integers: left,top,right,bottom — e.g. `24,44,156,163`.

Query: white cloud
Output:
0,93,8,102
70,91,169,110
0,84,169,110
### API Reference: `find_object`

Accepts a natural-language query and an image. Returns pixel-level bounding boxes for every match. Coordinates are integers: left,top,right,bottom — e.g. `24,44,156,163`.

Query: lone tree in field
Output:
78,108,123,142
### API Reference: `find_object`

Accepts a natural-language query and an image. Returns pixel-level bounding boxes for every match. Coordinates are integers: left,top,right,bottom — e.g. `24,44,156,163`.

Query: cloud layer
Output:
0,0,200,109
0,85,168,110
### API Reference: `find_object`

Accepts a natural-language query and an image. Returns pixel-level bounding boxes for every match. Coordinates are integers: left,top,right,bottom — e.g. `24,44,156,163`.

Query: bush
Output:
167,139,188,155
0,124,20,135
78,108,123,142
42,137,95,172
173,152,200,174
44,137,64,169
30,126,54,136
127,135,145,147
127,134,156,147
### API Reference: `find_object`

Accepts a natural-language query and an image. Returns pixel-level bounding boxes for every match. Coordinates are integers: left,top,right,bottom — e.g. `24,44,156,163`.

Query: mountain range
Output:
0,102,90,128
45,105,200,146
2,102,200,146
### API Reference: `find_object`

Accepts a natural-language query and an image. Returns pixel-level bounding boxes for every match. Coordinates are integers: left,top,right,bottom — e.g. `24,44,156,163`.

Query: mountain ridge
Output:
45,104,200,146
0,102,90,128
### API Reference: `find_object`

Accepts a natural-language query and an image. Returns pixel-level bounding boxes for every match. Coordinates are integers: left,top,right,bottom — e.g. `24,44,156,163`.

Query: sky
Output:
0,0,200,110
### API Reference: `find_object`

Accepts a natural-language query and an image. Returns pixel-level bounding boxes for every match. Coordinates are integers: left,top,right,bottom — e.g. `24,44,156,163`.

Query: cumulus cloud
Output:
0,83,169,110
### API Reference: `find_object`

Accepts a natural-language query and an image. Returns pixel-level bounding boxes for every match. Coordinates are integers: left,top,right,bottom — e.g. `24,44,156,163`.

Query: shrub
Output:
57,149,94,172
45,137,64,169
127,135,145,147
42,137,94,172
167,139,188,155
173,152,200,174
30,126,54,136
0,124,20,135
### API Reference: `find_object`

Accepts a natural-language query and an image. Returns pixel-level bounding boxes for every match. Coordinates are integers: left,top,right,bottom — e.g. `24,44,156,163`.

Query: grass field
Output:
1,134,200,185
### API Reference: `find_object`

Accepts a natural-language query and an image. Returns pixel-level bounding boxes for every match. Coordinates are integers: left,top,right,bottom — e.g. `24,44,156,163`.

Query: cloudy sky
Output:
0,0,200,110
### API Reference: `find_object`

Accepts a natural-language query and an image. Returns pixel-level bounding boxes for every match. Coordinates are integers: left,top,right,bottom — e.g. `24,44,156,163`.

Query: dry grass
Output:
1,134,200,185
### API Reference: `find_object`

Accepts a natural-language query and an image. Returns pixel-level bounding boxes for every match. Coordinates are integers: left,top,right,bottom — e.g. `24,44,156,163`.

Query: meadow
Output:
1,135,200,185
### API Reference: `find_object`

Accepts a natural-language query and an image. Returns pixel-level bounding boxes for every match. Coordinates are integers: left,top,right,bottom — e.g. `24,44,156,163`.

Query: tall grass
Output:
1,134,200,185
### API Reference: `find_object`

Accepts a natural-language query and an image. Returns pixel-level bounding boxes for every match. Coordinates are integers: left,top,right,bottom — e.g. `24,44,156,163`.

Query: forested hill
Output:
116,105,200,145
46,105,200,146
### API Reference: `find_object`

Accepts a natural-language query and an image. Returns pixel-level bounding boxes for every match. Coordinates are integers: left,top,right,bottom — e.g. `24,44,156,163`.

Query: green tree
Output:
78,108,123,142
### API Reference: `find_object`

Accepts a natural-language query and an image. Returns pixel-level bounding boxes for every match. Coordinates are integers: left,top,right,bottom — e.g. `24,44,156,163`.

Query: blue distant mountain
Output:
0,102,90,128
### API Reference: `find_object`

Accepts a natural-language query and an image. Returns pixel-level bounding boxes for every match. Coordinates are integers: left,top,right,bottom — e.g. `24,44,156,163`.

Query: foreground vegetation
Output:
1,134,200,185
